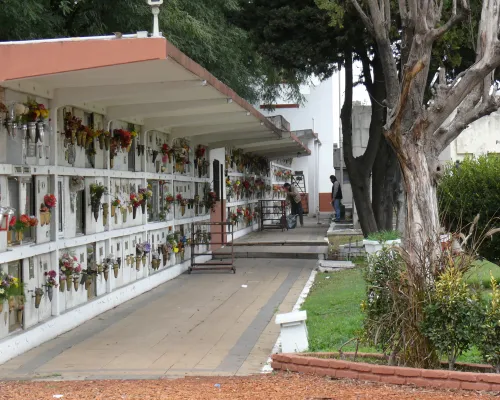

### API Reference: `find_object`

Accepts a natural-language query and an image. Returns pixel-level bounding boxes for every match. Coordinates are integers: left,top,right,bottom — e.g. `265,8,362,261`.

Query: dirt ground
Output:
0,373,497,400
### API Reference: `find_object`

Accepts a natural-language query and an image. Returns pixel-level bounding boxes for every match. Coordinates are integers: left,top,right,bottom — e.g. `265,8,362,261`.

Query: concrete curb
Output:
214,252,325,260
261,269,318,373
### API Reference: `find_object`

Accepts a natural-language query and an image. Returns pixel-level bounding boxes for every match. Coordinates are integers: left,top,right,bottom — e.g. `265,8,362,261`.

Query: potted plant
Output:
129,193,143,219
363,230,402,255
25,100,49,143
138,187,153,214
176,194,187,216
11,214,37,243
151,252,161,270
44,270,58,301
90,183,108,222
59,253,82,291
34,287,44,309
111,198,120,221
0,274,19,313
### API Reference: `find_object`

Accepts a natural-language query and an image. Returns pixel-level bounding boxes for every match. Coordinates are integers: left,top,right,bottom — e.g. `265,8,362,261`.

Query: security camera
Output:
147,0,163,5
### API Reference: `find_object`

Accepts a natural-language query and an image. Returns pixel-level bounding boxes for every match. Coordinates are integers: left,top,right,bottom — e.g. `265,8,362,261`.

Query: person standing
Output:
330,175,342,222
283,183,304,227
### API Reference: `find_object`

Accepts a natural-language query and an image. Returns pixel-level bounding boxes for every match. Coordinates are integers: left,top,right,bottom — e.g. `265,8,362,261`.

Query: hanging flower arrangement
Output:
161,143,172,163
113,129,133,151
59,253,82,279
44,194,57,210
204,191,217,212
89,183,108,222
244,208,253,225
44,270,58,288
130,192,143,208
25,100,49,122
165,193,175,211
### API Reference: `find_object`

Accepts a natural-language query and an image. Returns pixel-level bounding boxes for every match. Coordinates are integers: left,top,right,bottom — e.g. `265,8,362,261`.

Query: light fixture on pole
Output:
147,0,163,37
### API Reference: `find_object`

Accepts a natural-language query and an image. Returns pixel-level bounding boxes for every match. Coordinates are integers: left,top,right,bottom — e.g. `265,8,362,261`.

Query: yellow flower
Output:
130,131,138,138
12,277,19,287
236,181,240,185
40,109,49,119
173,247,179,253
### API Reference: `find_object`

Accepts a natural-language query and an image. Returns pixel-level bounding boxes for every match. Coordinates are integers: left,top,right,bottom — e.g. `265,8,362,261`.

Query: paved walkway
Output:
0,258,315,380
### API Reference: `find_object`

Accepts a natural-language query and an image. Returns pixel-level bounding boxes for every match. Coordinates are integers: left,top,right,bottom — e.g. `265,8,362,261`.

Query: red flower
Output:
9,216,16,227
19,214,30,225
44,194,57,208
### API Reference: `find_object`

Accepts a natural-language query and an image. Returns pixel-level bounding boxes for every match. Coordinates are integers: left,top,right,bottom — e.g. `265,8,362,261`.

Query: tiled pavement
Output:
0,258,315,380
0,216,328,381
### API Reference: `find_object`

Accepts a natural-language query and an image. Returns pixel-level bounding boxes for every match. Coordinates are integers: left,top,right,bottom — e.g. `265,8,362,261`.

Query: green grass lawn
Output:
302,260,500,364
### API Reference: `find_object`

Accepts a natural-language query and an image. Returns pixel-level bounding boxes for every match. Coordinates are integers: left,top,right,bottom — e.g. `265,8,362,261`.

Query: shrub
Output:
438,155,500,263
421,267,484,370
477,274,500,372
361,248,408,362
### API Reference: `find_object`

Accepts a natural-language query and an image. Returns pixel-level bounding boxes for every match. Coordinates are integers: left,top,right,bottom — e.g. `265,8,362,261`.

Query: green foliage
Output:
302,269,372,352
366,230,400,242
361,248,406,355
477,274,500,372
421,268,484,370
438,155,500,263
466,260,500,290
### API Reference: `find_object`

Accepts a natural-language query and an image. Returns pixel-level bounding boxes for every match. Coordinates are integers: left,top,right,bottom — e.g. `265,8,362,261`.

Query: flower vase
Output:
135,257,141,271
47,286,53,302
82,132,87,148
181,250,185,261
104,270,109,281
17,310,23,324
59,279,65,292
142,255,147,266
99,135,104,150
141,202,146,214
114,213,118,224
133,207,137,220
34,293,42,309
181,205,186,216
110,157,114,169
7,231,12,245
85,275,92,290
17,231,23,244
111,205,116,217
0,303,3,313
113,264,119,278
76,130,82,146
126,144,131,153
92,204,100,222
66,276,71,291
28,122,37,142
36,122,45,143
122,208,127,223
102,203,109,226
72,278,79,291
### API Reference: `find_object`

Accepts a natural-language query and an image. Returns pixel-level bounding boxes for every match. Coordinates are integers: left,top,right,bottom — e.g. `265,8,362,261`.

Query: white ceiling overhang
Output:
0,35,311,159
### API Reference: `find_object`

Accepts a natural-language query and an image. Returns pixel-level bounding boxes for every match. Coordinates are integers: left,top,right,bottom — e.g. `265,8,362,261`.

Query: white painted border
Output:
0,254,211,365
261,268,318,373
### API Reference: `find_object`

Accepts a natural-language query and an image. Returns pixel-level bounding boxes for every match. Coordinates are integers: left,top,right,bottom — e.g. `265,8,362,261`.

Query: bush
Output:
366,230,400,242
478,274,500,372
438,155,500,263
421,267,484,370
361,248,407,359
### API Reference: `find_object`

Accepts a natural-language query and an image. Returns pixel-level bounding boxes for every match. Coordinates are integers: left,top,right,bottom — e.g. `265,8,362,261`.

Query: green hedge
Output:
438,155,500,263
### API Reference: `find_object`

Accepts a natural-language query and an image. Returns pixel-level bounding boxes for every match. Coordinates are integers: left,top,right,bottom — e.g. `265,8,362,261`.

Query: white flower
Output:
0,288,4,294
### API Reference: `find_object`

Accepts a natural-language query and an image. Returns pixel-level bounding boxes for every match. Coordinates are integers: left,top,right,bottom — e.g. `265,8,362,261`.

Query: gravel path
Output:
0,373,496,400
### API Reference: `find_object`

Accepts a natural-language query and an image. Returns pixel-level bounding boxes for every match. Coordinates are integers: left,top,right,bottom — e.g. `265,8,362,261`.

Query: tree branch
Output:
429,0,470,41
426,0,500,137
349,0,375,35
434,95,500,153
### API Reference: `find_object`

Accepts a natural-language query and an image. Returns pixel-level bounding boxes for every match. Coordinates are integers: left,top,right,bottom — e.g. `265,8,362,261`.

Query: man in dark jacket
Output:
330,175,342,222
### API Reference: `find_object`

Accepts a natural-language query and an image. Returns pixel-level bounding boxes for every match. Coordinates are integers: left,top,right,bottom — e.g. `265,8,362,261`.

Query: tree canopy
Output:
0,0,277,104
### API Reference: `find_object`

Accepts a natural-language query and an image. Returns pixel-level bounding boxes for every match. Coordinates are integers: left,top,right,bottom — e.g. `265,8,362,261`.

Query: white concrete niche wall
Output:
57,244,90,313
4,89,50,167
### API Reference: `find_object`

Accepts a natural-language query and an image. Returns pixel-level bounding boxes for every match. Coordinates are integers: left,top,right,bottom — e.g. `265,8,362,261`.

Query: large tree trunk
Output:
372,139,398,230
395,139,440,267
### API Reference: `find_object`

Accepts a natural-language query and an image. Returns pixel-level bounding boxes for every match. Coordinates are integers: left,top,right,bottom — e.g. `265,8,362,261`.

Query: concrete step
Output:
230,240,328,247
212,252,325,260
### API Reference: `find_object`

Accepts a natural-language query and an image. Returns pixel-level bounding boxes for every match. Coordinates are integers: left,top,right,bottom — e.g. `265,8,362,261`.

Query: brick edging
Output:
271,353,500,392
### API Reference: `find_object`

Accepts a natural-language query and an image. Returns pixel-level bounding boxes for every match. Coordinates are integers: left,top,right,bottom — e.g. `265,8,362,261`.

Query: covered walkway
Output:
0,258,314,380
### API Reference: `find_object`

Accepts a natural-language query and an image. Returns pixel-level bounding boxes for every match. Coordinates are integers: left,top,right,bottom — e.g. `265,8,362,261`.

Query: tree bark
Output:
372,139,398,230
